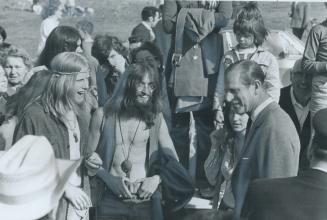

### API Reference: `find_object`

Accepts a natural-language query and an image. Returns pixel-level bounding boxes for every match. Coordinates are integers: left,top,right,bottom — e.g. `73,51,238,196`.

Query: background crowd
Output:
0,1,327,220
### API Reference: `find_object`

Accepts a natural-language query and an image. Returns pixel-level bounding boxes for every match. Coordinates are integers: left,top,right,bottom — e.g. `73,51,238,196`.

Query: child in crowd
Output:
37,1,63,55
213,2,280,126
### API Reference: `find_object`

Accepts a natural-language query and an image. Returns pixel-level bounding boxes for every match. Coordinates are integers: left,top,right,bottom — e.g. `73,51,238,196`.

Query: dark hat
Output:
313,108,327,149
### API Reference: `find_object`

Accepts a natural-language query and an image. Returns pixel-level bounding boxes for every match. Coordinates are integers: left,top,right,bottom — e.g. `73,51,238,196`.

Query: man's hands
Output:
64,185,92,210
107,175,161,201
135,175,161,200
108,175,133,199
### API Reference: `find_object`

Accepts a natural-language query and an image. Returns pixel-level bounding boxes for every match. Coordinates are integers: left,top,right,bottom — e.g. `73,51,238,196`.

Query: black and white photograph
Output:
0,0,326,219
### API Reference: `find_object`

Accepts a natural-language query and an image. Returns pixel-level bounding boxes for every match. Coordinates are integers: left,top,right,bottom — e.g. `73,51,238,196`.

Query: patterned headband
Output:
53,71,89,76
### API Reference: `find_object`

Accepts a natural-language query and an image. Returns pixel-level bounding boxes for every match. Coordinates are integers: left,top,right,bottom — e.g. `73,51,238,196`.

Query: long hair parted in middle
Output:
105,63,161,128
42,52,90,119
37,26,82,68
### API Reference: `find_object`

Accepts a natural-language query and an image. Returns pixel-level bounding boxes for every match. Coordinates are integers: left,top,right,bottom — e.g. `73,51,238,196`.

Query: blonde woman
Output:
14,52,101,220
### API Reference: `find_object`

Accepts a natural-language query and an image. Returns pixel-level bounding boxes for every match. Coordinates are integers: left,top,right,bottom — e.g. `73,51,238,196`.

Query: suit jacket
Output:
131,23,153,44
279,85,311,170
231,102,300,219
243,169,327,220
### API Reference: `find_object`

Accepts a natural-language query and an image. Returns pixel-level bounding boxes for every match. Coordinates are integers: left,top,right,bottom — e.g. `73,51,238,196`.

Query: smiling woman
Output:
13,52,97,220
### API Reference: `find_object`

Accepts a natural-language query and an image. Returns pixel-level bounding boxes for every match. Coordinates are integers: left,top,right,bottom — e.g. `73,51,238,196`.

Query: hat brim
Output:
0,158,81,220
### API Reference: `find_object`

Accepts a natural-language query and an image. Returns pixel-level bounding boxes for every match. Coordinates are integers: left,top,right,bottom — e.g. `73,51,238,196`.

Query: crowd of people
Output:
0,1,327,220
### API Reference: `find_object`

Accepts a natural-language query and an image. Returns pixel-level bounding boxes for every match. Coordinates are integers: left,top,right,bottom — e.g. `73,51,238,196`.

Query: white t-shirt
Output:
37,16,59,55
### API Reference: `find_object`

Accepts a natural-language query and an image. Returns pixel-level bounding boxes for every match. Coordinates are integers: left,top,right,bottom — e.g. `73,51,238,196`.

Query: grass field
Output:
0,0,326,58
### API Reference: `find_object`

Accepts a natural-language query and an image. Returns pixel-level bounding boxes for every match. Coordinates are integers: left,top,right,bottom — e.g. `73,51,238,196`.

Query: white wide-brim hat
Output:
0,135,81,220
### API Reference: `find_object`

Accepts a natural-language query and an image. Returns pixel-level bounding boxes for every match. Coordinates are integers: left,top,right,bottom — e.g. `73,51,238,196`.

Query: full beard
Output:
122,98,156,127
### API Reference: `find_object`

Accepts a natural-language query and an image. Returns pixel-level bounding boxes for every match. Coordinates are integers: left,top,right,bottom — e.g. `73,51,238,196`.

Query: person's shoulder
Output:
132,23,146,32
263,102,291,123
270,102,291,118
256,47,277,62
279,86,292,102
249,176,296,195
311,21,327,34
23,102,44,116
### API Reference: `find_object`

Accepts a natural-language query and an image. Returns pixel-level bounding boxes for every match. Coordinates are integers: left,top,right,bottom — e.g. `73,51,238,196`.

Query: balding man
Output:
224,60,300,219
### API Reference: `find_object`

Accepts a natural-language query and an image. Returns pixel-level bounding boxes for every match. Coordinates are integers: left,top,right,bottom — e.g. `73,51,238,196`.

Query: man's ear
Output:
253,80,262,95
149,16,154,23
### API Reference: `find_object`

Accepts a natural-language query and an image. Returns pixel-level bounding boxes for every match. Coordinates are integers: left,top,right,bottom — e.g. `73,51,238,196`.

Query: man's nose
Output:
82,79,89,90
225,92,234,102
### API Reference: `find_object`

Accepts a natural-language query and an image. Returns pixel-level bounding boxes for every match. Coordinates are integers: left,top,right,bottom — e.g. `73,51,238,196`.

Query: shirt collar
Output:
251,97,274,123
290,87,310,109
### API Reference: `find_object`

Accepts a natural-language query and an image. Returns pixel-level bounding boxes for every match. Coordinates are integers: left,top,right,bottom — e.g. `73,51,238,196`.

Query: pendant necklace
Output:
118,116,141,177
64,115,79,143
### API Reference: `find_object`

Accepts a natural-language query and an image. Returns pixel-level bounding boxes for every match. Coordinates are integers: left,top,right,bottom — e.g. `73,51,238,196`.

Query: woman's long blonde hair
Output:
42,52,90,119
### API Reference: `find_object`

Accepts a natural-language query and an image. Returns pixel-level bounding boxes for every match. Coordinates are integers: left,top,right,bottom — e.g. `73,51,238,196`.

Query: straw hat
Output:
0,135,81,220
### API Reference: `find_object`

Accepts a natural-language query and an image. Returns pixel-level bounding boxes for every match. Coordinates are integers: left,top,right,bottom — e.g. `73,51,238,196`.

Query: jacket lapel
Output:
234,102,278,168
98,113,116,171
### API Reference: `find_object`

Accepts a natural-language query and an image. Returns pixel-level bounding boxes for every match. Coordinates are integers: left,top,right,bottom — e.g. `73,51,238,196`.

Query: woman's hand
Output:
64,185,91,210
135,175,161,200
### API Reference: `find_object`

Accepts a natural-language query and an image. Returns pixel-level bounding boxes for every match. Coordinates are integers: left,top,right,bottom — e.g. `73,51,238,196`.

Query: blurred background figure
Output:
153,4,171,70
92,34,129,105
130,6,160,46
279,59,312,171
0,26,11,52
37,0,63,55
4,46,33,96
289,1,310,40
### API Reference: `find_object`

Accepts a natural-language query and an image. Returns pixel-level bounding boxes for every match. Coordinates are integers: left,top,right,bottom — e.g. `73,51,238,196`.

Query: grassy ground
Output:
0,1,326,58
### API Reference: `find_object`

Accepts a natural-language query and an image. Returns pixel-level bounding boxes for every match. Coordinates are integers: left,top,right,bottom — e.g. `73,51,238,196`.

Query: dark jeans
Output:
97,191,152,220
167,88,215,183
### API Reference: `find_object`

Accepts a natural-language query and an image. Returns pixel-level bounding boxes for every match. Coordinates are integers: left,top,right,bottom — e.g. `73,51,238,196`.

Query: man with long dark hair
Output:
95,63,193,220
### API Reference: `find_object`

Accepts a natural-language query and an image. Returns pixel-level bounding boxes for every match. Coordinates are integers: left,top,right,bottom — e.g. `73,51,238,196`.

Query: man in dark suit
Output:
242,108,327,220
279,59,312,170
130,6,160,47
224,60,300,220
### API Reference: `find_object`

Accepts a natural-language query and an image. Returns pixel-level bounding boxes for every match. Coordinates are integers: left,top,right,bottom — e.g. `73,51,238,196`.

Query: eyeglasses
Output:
136,82,156,92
